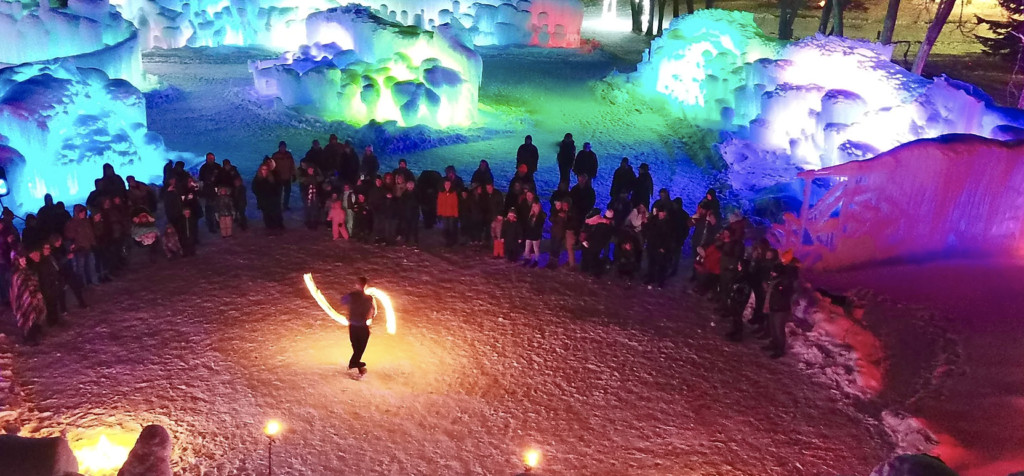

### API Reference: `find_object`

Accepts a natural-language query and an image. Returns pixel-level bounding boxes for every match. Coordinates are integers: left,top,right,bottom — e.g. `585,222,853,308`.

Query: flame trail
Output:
303,273,396,334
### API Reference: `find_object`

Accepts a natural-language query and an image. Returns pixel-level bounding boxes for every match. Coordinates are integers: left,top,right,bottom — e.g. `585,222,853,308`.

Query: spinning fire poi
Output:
303,273,396,378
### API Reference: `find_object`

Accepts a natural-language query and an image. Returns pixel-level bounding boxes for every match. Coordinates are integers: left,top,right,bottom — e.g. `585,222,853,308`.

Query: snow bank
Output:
0,61,193,215
249,5,482,128
614,9,1024,191
362,0,583,47
769,134,1024,269
0,0,145,87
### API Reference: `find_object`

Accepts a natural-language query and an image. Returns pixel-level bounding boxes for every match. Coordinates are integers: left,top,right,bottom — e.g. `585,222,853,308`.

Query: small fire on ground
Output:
71,431,136,475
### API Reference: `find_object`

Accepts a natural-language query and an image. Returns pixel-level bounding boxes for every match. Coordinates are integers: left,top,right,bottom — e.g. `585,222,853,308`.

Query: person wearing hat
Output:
610,157,636,200
643,205,674,288
340,276,378,378
763,255,799,358
10,250,45,345
556,133,576,185
271,141,296,210
516,135,539,177
573,142,598,181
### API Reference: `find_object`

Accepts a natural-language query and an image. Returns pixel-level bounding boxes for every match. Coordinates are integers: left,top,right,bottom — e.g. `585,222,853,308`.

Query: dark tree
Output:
818,0,833,34
977,0,1024,56
913,0,957,74
646,0,656,35
657,0,668,35
879,0,902,44
630,0,644,33
686,0,695,14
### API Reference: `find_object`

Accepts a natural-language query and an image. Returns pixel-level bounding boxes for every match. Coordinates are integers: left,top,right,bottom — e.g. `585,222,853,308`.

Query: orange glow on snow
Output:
264,420,282,438
303,273,397,334
72,433,133,475
524,448,541,469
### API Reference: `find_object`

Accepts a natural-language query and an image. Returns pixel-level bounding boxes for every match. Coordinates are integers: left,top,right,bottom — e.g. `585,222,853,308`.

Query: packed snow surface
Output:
0,228,893,474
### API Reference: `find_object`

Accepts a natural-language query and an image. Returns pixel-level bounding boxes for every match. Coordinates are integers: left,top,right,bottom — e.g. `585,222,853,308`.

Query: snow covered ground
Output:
0,223,893,474
1,4,1017,475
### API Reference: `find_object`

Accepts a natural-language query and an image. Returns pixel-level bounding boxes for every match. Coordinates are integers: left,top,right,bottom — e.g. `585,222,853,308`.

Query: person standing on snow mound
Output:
341,276,378,378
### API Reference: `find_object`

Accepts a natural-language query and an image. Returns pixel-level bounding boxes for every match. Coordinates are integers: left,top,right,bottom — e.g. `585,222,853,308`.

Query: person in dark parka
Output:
340,276,377,377
573,142,598,180
516,135,540,177
556,133,576,185
610,157,636,200
470,160,494,188
633,163,654,208
252,163,284,231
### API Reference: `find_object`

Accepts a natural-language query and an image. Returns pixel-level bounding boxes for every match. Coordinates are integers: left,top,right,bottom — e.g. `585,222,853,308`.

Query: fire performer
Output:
340,276,377,378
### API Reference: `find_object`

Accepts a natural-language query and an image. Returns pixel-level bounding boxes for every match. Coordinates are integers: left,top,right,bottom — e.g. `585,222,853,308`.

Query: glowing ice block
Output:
0,61,193,215
0,0,144,86
249,5,481,128
619,9,1024,193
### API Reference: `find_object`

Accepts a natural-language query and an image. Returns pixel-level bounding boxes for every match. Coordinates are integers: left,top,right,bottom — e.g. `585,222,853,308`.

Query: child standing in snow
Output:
327,194,349,241
502,210,523,263
491,214,504,258
163,224,183,259
341,183,355,237
522,202,545,268
216,187,234,238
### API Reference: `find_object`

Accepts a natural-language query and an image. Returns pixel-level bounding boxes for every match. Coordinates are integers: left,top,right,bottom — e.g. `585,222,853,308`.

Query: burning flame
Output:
303,273,397,334
524,449,541,469
74,434,132,475
264,419,282,438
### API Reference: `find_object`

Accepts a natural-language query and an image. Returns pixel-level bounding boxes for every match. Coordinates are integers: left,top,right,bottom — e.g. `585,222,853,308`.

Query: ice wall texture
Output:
363,0,583,47
249,5,482,128
769,135,1024,269
623,10,1024,191
0,61,190,215
0,0,144,86
109,0,344,50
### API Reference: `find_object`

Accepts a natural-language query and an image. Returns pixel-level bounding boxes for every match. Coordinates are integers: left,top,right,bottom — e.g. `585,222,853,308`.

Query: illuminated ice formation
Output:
0,0,145,86
622,10,1024,190
770,135,1024,269
249,4,482,128
363,0,584,48
110,0,344,50
0,61,190,214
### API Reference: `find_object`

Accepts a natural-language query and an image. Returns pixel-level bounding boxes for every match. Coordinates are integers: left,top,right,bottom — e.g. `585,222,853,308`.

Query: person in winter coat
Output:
127,176,157,212
502,210,523,262
416,170,443,229
323,134,346,180
379,190,400,245
643,206,673,288
556,133,576,185
491,215,505,258
699,189,722,223
522,202,546,267
481,183,504,242
573,142,598,180
617,239,639,287
361,145,380,181
764,259,799,358
98,163,127,200
163,224,183,259
610,157,636,200
231,177,248,232
547,199,569,268
609,190,632,230
668,198,692,278
327,194,349,241
63,204,97,286
690,206,719,281
717,228,745,305
270,142,296,210
695,233,724,296
471,160,494,188
444,165,465,192
32,246,62,325
21,215,47,251
252,163,284,231
215,187,235,238
10,252,45,345
580,209,614,277
304,139,328,174
49,235,86,310
341,183,356,236
569,176,596,228
392,159,416,185
516,135,540,176
633,163,654,209
198,152,222,233
298,160,324,230
176,207,199,257
747,240,777,334
437,180,460,247
400,181,420,246
351,194,373,242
